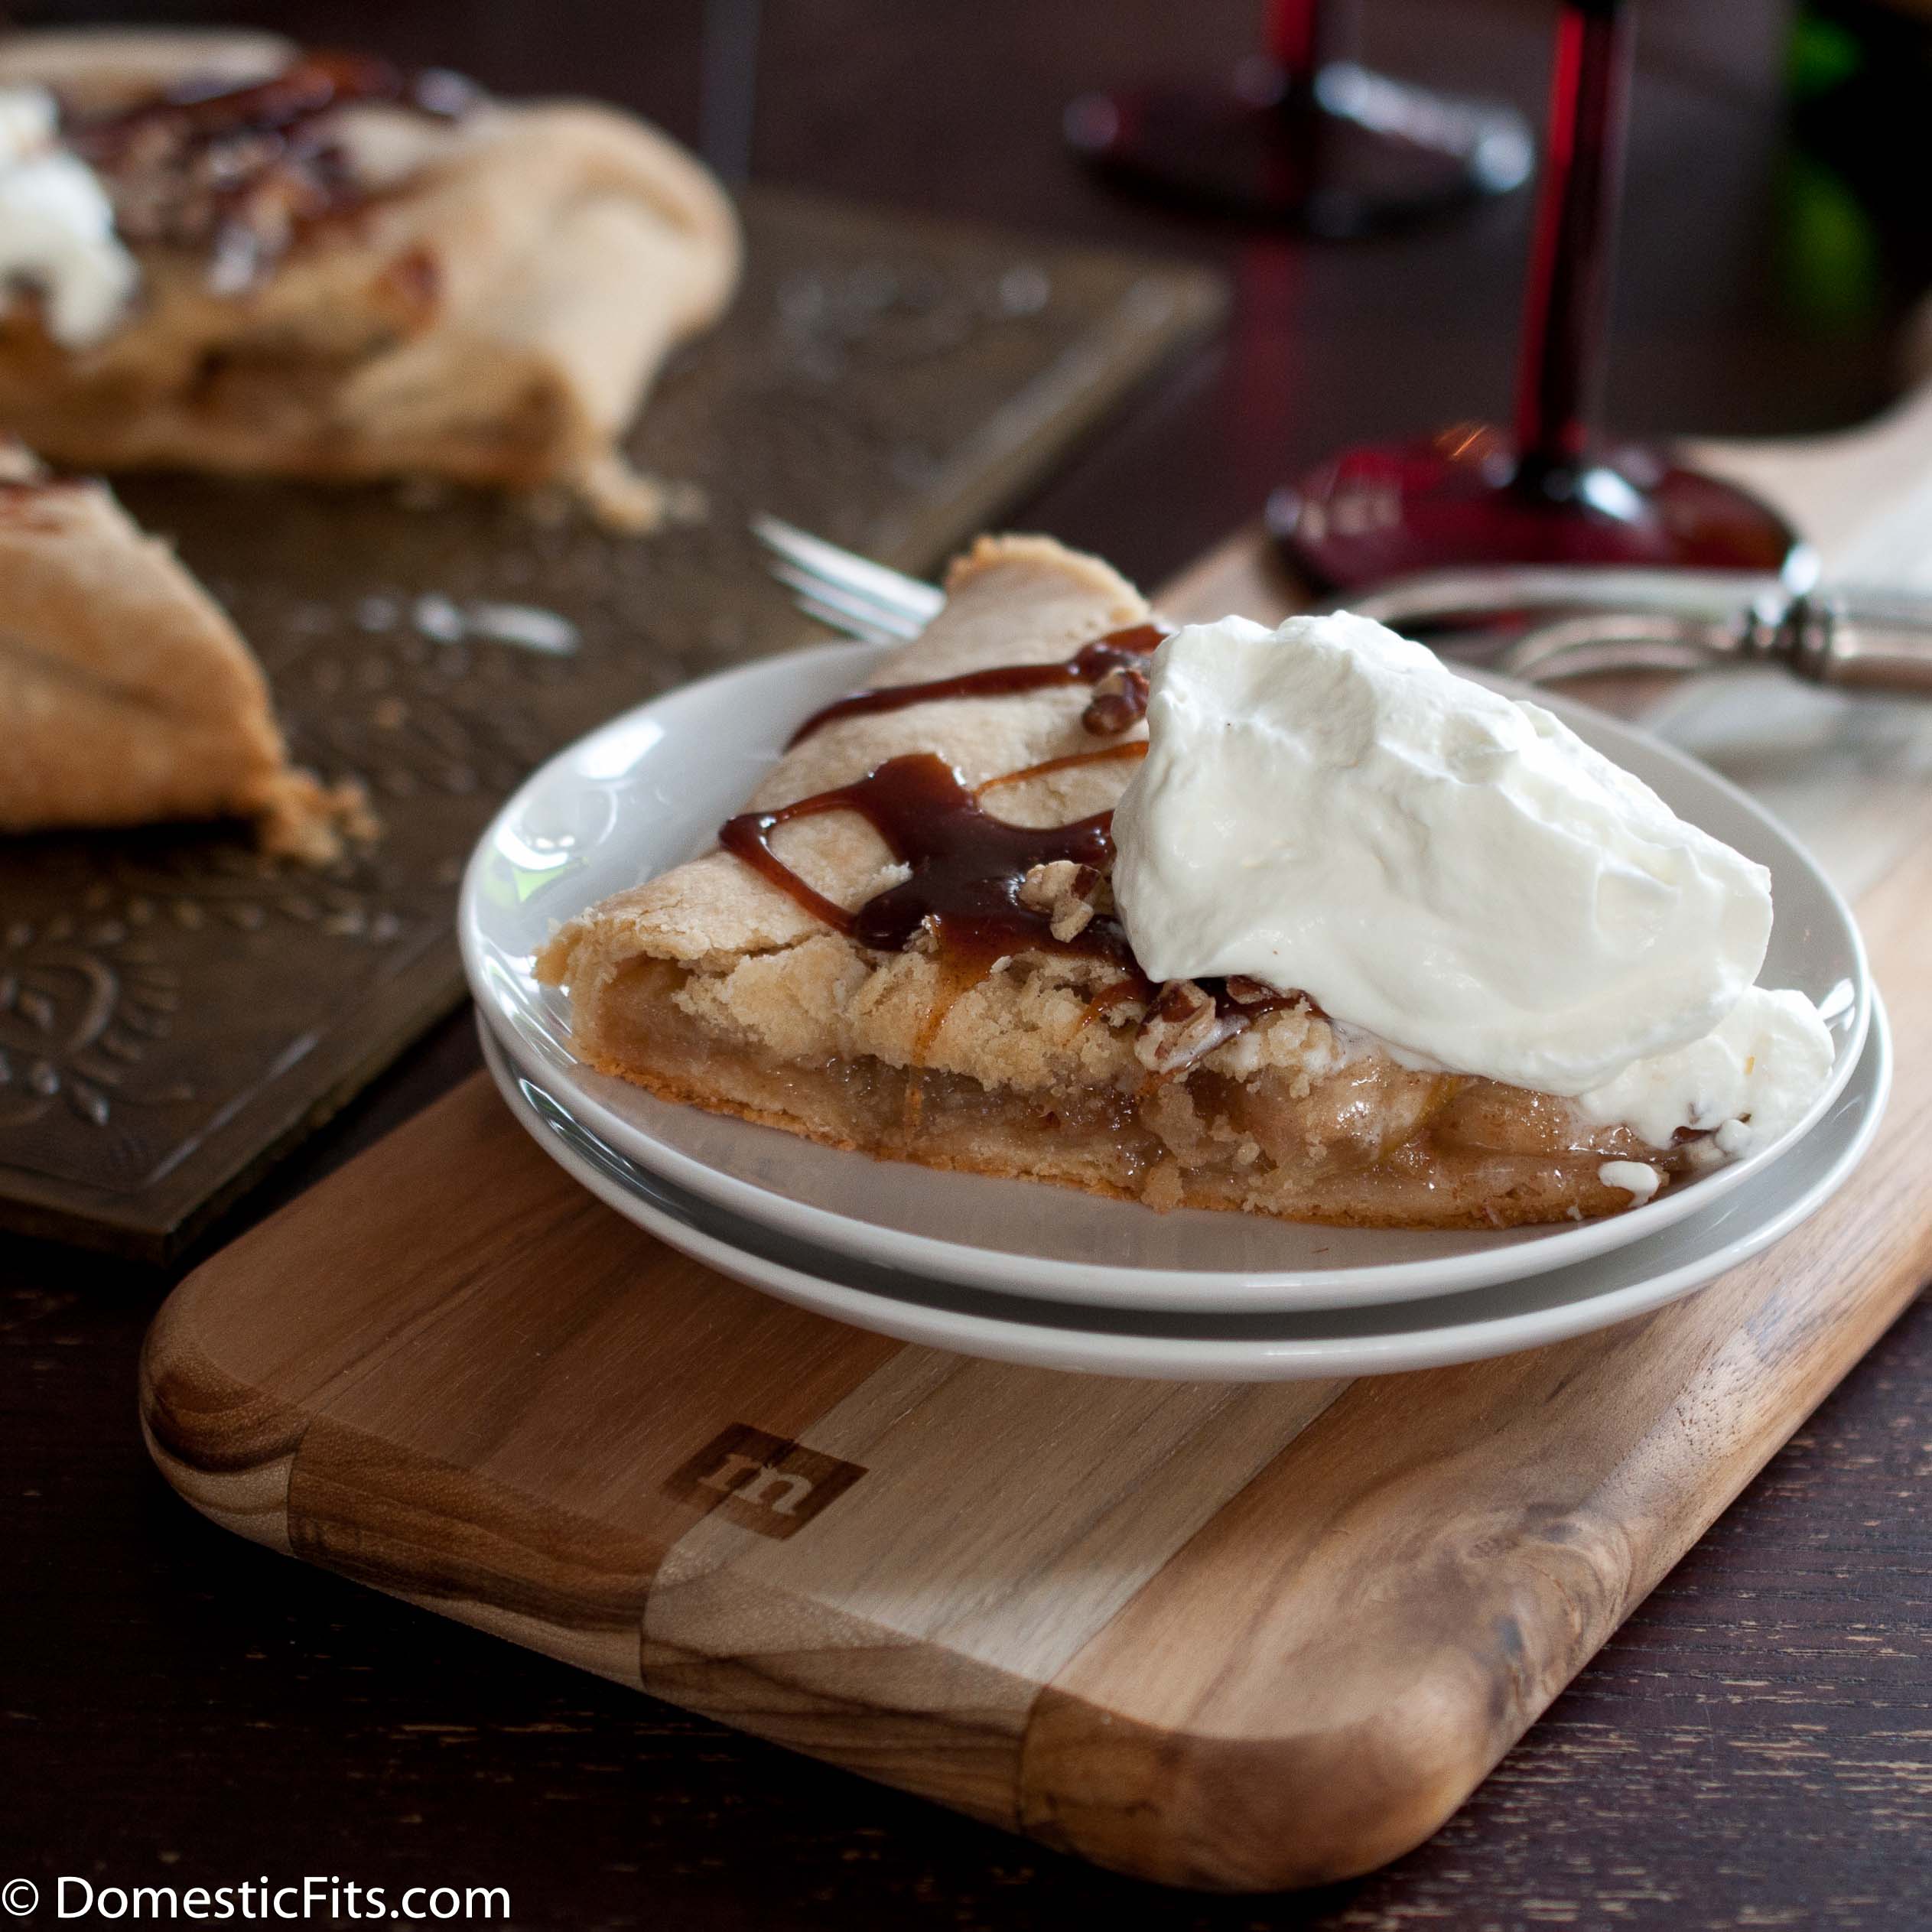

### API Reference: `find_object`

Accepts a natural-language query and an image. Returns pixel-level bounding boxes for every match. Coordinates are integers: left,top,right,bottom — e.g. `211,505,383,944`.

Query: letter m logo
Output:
665,1423,867,1540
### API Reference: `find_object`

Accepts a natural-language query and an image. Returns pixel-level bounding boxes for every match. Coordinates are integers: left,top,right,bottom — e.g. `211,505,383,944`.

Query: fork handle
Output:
1779,592,1932,693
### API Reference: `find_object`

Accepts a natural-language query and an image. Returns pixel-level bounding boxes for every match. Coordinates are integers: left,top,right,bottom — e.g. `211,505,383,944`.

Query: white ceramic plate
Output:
477,994,1889,1381
463,640,1870,1315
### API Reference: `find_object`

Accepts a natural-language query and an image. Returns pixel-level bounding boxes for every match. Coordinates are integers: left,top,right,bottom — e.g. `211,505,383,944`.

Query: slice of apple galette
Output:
537,535,1834,1229
0,440,367,860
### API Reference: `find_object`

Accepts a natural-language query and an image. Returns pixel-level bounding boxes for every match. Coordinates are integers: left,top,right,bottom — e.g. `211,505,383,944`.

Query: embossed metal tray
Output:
0,187,1225,1257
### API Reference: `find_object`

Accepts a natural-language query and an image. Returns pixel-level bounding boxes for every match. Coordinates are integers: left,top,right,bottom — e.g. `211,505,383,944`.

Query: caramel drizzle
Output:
976,741,1148,793
70,52,421,153
67,51,476,285
722,642,1319,1061
785,623,1165,748
719,743,1146,974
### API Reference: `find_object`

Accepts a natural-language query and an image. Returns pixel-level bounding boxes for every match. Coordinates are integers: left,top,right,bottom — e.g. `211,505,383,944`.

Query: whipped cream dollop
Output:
0,86,138,348
1111,611,1836,1149
1598,1160,1661,1205
1576,984,1834,1153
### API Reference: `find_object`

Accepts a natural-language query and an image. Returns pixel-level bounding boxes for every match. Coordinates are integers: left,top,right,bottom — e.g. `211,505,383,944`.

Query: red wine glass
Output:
1065,0,1533,237
1270,0,1804,590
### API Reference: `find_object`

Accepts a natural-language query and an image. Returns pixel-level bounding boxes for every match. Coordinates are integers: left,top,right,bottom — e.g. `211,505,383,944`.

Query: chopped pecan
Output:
1081,665,1150,737
1222,974,1270,1005
1051,902,1094,942
1134,978,1236,1074
1016,858,1103,942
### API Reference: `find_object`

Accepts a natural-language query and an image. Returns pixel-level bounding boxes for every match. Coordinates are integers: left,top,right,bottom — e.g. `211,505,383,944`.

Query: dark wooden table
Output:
6,4,1928,1927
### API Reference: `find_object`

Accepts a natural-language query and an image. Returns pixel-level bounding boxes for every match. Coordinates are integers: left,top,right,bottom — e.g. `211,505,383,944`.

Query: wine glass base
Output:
1065,63,1532,236
1269,430,1805,591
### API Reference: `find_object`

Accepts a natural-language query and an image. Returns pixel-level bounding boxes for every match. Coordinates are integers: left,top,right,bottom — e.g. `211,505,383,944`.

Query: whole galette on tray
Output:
0,28,739,512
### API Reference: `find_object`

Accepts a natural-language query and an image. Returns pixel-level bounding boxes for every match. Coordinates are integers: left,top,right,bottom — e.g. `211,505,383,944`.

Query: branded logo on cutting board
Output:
666,1423,867,1540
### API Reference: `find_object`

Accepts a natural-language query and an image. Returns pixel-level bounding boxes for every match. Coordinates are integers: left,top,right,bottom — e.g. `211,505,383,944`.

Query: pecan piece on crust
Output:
1017,857,1104,942
1134,977,1237,1074
1081,664,1150,737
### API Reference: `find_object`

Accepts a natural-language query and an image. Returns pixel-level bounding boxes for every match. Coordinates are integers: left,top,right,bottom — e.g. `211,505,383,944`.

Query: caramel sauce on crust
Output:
720,643,1320,1047
69,52,415,152
785,622,1164,748
66,51,476,285
719,749,1139,976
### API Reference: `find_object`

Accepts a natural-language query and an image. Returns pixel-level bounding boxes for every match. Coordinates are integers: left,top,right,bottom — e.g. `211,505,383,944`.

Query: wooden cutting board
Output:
141,408,1932,1892
0,188,1222,1260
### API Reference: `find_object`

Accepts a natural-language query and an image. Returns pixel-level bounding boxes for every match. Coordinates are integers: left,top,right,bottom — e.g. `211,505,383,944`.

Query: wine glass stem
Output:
1259,0,1336,93
1512,0,1633,477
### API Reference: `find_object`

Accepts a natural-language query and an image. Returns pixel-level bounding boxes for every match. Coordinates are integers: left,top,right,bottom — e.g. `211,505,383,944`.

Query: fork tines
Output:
750,513,945,643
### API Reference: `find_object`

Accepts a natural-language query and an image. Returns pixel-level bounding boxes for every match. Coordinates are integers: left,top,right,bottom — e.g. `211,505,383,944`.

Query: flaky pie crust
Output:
538,535,1686,1228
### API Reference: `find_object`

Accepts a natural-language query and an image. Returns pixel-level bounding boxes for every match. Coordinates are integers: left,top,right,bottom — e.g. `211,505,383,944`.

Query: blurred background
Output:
7,0,1927,583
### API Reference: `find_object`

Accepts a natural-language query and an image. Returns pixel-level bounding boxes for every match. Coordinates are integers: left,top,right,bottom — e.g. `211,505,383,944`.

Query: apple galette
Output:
0,28,739,512
0,441,366,859
536,535,1834,1229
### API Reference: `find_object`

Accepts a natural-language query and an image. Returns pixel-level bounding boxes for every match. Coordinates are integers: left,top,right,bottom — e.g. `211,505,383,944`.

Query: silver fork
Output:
750,515,1204,645
752,515,1932,695
750,514,942,643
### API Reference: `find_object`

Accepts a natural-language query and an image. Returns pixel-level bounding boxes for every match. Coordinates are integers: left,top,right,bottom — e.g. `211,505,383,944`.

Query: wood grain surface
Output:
139,421,1932,1885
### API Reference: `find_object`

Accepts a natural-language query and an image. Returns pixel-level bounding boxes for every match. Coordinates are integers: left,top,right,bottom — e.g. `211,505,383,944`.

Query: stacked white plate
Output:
460,642,1888,1381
